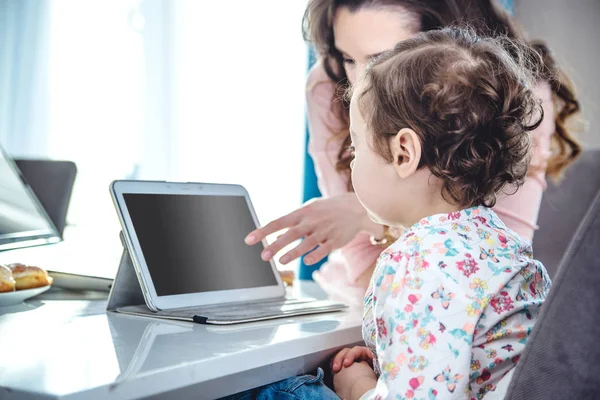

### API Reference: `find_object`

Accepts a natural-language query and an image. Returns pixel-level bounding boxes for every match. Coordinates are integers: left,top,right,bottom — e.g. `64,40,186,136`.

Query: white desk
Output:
0,281,363,400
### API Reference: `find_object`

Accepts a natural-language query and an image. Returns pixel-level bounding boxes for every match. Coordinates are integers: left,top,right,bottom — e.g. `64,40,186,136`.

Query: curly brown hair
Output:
355,28,544,208
302,0,581,190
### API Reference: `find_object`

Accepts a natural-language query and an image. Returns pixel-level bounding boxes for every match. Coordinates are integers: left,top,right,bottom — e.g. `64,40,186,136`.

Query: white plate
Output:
0,286,51,307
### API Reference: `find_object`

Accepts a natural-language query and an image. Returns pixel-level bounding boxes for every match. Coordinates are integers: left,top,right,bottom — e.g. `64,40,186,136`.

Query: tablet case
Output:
107,233,349,324
106,244,146,312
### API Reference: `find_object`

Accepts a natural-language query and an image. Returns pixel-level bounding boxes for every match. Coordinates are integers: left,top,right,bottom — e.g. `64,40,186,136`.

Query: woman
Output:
245,0,581,303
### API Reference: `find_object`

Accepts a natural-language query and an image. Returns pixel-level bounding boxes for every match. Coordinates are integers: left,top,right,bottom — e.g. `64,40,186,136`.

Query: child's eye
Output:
342,58,355,65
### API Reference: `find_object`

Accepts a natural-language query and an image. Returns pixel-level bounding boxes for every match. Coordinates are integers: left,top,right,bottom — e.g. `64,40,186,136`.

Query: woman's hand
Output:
331,346,374,373
245,193,382,265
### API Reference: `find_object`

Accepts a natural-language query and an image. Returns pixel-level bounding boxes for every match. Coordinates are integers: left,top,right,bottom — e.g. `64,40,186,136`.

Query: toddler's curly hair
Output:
356,27,544,208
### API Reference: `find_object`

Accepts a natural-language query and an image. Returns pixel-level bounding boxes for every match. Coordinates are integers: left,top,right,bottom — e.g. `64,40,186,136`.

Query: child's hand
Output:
333,361,377,400
331,346,374,373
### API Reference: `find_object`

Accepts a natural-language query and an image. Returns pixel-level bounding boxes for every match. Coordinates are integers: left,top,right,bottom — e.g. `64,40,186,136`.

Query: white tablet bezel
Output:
110,180,285,311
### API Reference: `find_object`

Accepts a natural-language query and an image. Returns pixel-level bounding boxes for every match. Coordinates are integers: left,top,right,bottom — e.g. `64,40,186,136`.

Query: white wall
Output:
515,0,600,148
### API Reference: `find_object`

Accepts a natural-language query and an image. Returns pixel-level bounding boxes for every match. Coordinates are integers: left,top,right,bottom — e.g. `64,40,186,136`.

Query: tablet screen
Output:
123,193,278,296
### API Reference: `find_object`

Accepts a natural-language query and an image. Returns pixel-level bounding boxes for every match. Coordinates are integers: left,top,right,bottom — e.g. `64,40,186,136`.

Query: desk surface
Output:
0,282,363,400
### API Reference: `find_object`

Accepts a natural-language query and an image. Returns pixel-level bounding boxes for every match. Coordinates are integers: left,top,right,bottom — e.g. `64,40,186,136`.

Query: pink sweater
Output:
306,61,553,304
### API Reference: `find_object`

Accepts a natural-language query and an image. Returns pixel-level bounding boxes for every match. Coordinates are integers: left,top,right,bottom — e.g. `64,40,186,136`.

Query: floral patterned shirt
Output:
362,206,550,400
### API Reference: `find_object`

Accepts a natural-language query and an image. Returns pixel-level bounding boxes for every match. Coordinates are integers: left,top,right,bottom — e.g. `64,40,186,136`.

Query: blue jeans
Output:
221,368,339,400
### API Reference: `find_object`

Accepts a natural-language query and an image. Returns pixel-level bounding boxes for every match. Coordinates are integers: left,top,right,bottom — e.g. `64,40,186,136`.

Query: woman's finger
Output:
261,226,310,261
303,242,332,265
245,212,300,245
279,233,324,265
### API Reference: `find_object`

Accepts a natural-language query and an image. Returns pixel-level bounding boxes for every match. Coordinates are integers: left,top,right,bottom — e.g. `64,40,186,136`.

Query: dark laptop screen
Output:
0,147,60,249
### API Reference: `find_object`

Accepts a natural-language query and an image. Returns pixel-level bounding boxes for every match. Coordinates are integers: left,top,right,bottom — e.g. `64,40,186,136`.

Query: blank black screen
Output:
124,193,278,296
0,150,57,242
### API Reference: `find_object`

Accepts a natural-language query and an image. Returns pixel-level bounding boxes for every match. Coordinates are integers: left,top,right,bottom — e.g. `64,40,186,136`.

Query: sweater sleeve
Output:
493,81,554,241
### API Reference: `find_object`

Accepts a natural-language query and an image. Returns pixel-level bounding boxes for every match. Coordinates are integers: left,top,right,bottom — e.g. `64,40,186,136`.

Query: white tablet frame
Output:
110,180,285,311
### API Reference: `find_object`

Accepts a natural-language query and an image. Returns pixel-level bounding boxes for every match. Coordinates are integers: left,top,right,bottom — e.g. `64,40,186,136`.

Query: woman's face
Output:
333,5,420,84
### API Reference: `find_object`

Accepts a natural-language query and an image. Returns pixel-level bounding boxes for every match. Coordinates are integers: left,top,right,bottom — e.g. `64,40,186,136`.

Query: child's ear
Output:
389,128,421,179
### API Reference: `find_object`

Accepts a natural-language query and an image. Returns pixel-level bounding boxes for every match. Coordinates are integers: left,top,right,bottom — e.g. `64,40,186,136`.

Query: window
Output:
45,0,308,273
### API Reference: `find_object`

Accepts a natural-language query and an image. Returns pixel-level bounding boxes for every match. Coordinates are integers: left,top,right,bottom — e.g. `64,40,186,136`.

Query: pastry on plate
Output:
9,263,53,290
0,265,16,292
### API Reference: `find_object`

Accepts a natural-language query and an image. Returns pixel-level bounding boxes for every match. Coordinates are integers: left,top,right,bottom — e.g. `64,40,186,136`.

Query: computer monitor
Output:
0,145,61,251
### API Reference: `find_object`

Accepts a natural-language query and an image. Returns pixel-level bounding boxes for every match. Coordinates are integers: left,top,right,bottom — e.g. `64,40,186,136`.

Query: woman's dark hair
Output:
356,27,543,207
302,0,581,189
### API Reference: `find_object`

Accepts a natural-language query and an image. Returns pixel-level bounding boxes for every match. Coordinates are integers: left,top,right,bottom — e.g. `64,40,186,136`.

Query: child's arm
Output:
367,253,478,399
332,361,378,400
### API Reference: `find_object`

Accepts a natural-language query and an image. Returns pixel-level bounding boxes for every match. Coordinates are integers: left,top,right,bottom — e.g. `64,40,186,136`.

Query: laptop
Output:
0,146,61,251
0,150,114,291
109,180,348,324
14,159,77,238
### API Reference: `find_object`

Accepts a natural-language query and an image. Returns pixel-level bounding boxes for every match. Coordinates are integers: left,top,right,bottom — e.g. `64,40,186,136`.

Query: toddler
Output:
330,27,550,400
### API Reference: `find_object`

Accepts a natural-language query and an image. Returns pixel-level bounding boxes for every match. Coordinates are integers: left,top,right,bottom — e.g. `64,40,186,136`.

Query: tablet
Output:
110,180,285,311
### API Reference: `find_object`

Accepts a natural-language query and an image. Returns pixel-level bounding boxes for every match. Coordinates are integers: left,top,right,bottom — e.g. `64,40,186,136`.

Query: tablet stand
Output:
106,233,145,311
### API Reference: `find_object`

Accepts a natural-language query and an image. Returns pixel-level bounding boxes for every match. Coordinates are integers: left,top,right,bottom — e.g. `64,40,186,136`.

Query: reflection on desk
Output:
109,312,340,383
0,282,363,400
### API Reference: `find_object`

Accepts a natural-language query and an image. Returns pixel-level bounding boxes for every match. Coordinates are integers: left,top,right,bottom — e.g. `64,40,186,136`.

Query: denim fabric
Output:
221,368,339,400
